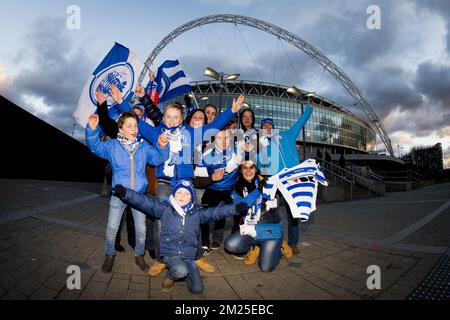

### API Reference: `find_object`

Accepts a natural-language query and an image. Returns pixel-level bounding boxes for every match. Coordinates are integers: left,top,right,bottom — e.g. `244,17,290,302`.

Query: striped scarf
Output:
117,133,141,154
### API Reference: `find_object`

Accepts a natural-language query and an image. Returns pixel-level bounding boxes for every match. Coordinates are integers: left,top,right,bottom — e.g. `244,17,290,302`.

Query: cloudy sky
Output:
0,0,449,167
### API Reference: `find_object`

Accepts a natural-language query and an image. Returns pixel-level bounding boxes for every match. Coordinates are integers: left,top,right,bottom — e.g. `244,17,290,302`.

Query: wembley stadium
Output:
186,80,377,157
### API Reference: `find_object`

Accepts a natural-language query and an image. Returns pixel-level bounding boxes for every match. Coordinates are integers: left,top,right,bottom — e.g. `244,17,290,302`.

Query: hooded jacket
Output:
258,105,313,175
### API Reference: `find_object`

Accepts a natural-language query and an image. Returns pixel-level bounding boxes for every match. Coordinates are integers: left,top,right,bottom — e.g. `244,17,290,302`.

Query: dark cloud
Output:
389,108,450,138
301,9,397,69
8,17,93,137
415,61,450,105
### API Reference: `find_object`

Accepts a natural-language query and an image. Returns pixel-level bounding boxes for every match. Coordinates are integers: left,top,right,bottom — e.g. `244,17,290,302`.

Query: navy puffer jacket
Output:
121,187,259,259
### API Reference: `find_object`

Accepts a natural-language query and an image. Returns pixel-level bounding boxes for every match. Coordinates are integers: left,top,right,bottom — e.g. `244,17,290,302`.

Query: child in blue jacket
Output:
113,180,256,293
85,112,169,274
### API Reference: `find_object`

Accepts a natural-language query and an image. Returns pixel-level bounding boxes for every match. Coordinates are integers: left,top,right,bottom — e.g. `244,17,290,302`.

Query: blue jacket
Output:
86,126,169,193
200,147,240,191
122,188,259,260
138,107,236,185
258,105,313,175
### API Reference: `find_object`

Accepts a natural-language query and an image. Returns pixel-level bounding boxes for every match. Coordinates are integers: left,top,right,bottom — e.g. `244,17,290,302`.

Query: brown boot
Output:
244,246,260,266
290,244,300,255
101,256,115,273
282,241,293,259
196,258,215,273
147,261,166,277
161,277,175,292
135,255,149,272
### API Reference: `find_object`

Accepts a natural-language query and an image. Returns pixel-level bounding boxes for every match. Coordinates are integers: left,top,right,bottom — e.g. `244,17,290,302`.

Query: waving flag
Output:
146,60,192,105
73,43,145,128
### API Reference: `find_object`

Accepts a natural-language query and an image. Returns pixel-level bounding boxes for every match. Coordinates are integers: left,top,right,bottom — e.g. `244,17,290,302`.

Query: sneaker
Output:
161,277,175,292
282,241,293,259
244,246,260,266
135,255,149,272
233,254,246,260
196,258,215,273
147,261,166,277
211,242,221,250
101,256,115,273
289,244,300,255
202,247,212,257
115,243,125,252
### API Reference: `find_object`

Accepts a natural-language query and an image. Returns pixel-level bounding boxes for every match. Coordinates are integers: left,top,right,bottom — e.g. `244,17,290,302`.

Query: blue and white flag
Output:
263,160,328,221
73,43,145,128
146,60,192,105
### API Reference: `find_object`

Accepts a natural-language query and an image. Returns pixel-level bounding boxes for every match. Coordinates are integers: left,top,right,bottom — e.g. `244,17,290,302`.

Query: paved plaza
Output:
0,179,449,300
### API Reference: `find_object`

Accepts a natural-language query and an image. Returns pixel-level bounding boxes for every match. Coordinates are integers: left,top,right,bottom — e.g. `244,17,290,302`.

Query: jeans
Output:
287,212,300,246
224,228,283,273
115,206,135,249
146,183,173,262
106,196,146,257
163,256,203,294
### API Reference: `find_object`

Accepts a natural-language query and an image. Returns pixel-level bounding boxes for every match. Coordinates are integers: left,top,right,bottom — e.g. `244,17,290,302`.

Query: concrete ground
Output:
0,179,449,300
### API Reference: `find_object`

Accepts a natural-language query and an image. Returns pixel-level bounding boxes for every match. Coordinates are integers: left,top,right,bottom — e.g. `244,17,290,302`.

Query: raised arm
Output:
284,105,313,139
113,185,164,219
201,94,246,140
95,87,119,139
85,115,112,161
135,84,163,126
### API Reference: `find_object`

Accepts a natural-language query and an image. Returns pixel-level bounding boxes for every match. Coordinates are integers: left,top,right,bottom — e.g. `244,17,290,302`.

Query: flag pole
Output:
190,91,200,109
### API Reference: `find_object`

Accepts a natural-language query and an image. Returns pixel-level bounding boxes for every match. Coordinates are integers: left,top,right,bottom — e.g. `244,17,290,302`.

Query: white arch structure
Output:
139,14,393,155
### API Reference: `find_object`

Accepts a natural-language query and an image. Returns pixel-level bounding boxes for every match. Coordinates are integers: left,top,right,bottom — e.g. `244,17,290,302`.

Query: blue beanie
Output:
260,118,274,129
172,180,195,201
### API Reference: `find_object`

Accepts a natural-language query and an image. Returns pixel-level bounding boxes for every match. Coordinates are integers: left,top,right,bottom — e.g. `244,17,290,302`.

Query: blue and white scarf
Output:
117,133,141,154
160,122,185,177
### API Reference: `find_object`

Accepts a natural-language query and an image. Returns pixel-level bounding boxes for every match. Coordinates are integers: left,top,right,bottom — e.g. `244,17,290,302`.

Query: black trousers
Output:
200,188,240,246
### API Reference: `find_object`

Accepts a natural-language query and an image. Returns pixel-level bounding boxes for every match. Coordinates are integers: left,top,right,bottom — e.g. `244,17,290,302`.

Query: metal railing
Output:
344,161,384,182
321,158,385,196
374,170,425,183
321,165,355,201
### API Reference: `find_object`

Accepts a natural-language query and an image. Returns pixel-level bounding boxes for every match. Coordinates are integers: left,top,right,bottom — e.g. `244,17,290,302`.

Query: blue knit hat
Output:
172,180,195,201
260,118,274,129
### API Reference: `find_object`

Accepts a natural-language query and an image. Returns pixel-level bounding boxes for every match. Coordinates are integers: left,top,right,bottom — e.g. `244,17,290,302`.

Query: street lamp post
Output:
204,67,240,113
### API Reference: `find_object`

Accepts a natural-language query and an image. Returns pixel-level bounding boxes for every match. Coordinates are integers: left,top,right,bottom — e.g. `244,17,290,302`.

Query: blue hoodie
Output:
258,105,313,175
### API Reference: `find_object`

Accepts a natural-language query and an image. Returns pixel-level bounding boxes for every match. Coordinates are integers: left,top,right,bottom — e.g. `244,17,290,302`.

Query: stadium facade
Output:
165,80,377,156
